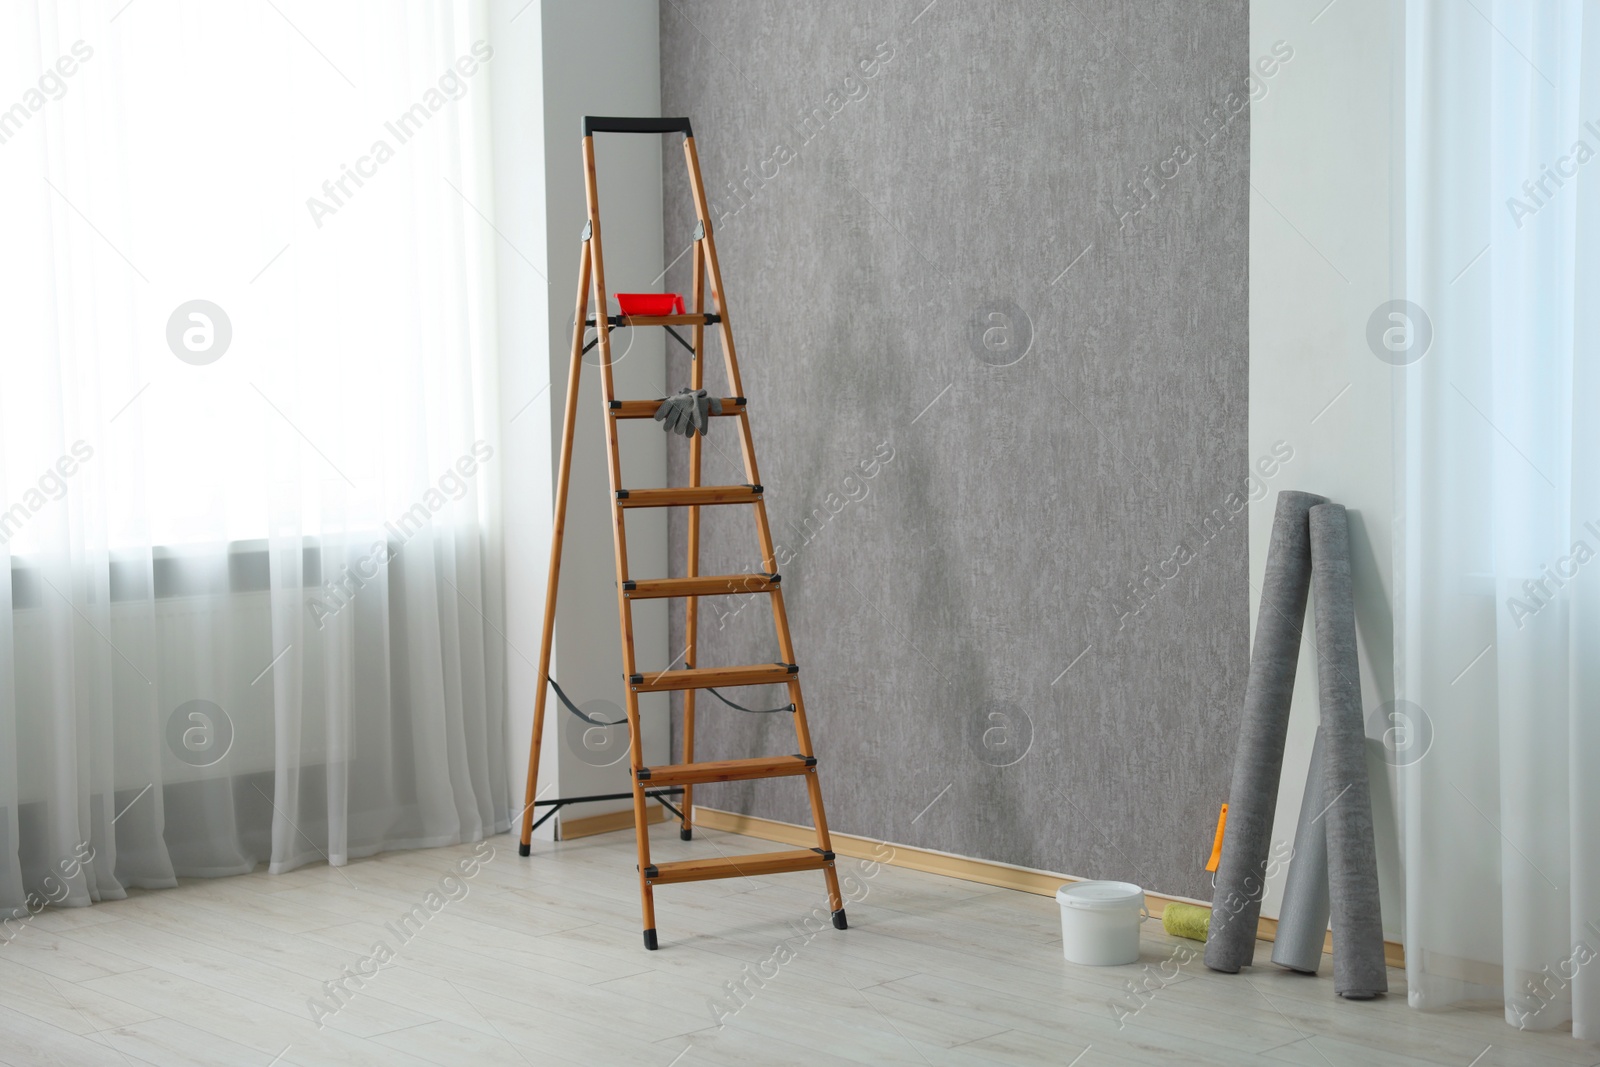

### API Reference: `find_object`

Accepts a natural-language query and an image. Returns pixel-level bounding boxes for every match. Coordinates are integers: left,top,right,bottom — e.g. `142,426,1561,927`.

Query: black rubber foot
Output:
680,827,693,841
518,841,530,857
643,928,658,951
832,909,848,930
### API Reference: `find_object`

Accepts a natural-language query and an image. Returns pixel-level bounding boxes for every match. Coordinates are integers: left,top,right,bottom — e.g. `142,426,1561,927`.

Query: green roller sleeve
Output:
1162,902,1211,942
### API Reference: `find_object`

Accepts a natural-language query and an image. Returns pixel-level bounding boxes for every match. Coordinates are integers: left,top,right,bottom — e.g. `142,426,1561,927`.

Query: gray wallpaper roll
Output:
1206,490,1327,974
1308,503,1388,999
1271,729,1330,974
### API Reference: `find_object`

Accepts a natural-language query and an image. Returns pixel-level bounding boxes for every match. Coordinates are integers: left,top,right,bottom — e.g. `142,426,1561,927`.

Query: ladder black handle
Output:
582,116,693,138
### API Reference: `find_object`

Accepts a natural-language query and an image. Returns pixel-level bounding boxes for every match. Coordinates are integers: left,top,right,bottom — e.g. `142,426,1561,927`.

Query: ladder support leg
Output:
680,239,707,843
679,693,696,841
520,240,592,856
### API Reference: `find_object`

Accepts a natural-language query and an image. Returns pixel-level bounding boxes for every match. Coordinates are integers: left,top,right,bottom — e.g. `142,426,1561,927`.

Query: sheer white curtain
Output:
1401,0,1600,1037
1,1,506,920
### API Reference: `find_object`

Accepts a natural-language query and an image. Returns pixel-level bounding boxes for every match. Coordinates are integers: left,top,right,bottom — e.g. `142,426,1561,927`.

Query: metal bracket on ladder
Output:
515,115,848,951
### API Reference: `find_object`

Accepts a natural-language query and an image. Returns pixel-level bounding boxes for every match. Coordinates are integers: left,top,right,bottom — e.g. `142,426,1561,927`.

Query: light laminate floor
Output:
1,826,1595,1066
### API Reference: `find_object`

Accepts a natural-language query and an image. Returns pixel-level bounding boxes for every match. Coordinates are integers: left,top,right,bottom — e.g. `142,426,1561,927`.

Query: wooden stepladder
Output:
516,116,847,951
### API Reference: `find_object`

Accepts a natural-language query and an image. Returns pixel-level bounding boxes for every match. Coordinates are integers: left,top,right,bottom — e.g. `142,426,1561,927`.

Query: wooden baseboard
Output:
693,806,1405,970
559,805,665,841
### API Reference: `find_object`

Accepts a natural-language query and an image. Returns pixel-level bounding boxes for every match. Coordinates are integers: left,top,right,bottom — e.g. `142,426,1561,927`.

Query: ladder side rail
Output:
583,133,659,946
680,134,845,923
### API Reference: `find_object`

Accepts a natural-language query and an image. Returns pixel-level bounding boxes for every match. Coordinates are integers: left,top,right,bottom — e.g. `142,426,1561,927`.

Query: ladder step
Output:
587,313,721,328
623,573,779,599
629,662,796,693
616,485,762,508
610,397,744,419
637,753,814,786
643,848,833,885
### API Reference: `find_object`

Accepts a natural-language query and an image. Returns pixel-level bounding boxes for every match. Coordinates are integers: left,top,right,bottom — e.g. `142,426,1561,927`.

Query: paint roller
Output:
1159,803,1227,942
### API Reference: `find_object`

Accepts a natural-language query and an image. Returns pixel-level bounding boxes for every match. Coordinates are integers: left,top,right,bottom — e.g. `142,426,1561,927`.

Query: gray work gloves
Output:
653,387,722,437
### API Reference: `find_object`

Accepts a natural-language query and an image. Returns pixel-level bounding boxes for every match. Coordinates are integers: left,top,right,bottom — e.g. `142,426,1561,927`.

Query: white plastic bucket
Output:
1056,881,1148,966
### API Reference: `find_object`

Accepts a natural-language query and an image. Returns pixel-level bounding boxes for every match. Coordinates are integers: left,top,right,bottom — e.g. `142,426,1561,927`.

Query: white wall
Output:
1250,0,1404,939
491,0,667,838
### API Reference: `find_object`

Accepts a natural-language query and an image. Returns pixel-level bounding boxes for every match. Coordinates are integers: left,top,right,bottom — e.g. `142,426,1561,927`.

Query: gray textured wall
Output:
658,0,1249,902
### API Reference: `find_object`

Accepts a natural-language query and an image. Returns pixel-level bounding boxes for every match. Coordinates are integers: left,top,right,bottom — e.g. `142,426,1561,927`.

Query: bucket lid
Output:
1056,880,1145,910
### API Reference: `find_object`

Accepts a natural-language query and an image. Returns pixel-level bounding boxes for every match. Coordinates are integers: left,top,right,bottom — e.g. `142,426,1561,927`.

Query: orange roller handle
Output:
1205,803,1228,873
